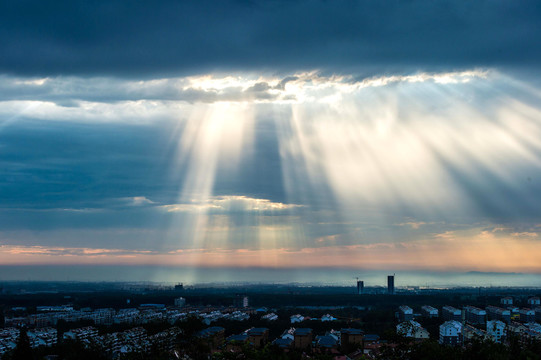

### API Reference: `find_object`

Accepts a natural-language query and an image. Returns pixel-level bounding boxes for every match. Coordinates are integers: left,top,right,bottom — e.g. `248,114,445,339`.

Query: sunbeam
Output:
162,69,541,273
2,69,541,278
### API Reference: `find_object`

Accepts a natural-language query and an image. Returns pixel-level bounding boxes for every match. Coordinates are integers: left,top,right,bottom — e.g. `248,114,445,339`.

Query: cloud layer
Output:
1,70,541,274
1,1,540,76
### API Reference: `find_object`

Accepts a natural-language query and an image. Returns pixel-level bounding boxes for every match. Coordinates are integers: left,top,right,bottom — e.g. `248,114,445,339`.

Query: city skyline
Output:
1,1,541,284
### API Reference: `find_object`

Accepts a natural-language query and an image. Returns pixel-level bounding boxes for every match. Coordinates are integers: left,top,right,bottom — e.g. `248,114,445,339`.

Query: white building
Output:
397,320,429,339
174,297,186,307
528,297,540,307
486,320,506,343
464,306,486,324
421,305,438,318
519,308,535,323
527,322,541,336
91,308,115,325
113,308,141,325
201,311,223,325
535,308,541,323
63,326,99,343
0,328,19,356
398,305,414,321
262,313,278,321
28,328,57,348
442,306,462,321
280,328,295,341
501,297,513,306
462,324,487,342
321,314,337,322
225,311,250,321
439,321,462,345
486,306,511,323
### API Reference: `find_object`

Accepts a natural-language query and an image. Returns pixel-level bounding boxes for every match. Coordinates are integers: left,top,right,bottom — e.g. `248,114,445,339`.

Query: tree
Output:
176,316,204,339
11,327,33,360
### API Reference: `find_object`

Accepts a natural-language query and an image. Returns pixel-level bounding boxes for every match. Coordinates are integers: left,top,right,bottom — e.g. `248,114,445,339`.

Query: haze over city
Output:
1,1,541,286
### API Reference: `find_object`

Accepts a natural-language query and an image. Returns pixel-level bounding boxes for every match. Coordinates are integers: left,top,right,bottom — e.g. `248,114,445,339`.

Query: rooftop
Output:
247,328,269,336
341,328,363,335
294,328,312,336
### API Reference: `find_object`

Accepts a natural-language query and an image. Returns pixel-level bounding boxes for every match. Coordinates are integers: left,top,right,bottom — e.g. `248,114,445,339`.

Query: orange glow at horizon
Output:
2,228,541,273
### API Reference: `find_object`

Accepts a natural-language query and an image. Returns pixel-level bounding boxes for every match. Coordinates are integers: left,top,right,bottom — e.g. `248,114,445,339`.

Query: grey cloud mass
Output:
0,0,540,77
0,75,284,105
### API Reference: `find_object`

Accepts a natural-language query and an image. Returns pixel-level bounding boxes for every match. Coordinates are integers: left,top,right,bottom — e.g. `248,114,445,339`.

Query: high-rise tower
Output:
387,275,395,295
357,280,364,295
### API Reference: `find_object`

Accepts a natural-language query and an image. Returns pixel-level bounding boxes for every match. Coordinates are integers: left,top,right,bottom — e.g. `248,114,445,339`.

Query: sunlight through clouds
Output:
277,71,541,218
2,69,541,275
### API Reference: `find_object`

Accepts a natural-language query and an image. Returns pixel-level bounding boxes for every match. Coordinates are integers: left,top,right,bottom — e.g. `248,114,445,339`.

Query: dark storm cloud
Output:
0,0,540,77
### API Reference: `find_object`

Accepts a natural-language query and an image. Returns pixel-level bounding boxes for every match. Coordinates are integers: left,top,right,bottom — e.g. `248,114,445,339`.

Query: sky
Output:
1,1,541,285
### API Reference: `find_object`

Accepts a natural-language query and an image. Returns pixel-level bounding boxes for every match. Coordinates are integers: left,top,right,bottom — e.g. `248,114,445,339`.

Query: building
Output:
508,321,529,341
91,308,115,325
113,308,140,325
246,328,269,348
398,305,413,322
364,334,380,344
174,283,183,291
63,327,99,343
357,280,364,295
174,297,186,307
340,328,363,347
464,306,486,325
528,297,540,307
507,306,520,321
421,306,439,318
442,306,462,322
27,328,57,348
315,335,338,349
261,313,278,321
519,308,535,323
439,321,462,346
320,314,336,322
140,304,166,310
290,314,304,323
148,327,181,352
396,320,430,340
0,328,19,355
486,306,511,323
462,324,487,343
234,294,249,308
272,337,293,350
387,275,395,295
501,297,513,306
293,328,313,349
226,334,249,352
486,320,507,343
536,307,541,323
526,323,541,340
196,327,225,351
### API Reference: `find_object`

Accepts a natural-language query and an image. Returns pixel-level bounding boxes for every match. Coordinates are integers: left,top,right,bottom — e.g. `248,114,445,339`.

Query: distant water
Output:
0,265,540,288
